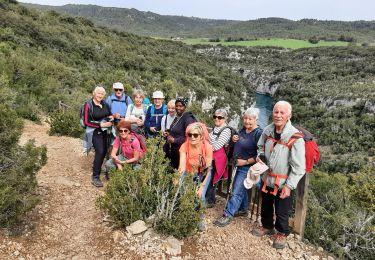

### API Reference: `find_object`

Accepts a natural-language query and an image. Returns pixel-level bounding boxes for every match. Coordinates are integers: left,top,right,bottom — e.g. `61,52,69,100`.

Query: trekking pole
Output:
255,186,261,223
224,156,238,209
250,187,256,221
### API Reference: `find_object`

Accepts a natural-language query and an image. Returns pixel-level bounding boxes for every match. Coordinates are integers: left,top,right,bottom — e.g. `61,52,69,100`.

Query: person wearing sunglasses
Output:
106,120,142,171
178,122,213,231
205,109,232,208
214,107,263,227
105,82,133,120
164,96,197,169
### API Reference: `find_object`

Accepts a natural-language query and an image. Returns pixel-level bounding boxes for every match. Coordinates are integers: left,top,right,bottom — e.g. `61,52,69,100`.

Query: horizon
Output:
19,0,375,22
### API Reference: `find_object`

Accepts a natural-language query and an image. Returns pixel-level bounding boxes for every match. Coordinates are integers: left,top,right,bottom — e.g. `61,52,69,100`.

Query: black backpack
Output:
212,126,238,161
79,100,93,129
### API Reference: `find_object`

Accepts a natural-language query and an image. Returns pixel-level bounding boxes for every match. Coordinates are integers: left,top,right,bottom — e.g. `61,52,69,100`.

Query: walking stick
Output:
255,186,261,222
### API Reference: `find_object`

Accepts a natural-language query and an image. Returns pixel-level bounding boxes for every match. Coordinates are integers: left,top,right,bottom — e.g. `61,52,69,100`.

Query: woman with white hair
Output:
82,85,113,187
214,107,263,227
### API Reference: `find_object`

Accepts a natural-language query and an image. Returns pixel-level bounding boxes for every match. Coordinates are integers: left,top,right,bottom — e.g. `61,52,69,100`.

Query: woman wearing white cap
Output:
144,90,167,138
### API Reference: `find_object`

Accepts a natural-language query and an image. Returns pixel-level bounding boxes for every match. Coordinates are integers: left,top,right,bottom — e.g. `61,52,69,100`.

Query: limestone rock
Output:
126,220,148,235
165,236,182,256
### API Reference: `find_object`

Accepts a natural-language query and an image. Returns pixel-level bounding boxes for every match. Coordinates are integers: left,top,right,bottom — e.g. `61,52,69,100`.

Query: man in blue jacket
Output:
144,91,167,138
105,82,133,119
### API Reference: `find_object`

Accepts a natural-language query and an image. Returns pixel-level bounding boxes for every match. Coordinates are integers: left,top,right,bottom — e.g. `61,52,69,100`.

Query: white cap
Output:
244,172,260,189
113,82,124,90
152,90,164,99
243,162,269,189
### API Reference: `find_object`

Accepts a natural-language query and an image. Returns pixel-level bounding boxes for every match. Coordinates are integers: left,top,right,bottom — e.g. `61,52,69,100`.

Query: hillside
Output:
1,1,248,121
23,3,375,43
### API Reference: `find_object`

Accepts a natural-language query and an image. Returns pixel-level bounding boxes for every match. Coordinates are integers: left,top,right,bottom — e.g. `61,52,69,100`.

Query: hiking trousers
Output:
92,129,108,179
261,186,293,236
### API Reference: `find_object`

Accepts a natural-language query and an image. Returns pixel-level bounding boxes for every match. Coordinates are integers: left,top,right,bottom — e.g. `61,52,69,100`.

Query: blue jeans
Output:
106,154,140,170
224,166,250,217
180,171,212,207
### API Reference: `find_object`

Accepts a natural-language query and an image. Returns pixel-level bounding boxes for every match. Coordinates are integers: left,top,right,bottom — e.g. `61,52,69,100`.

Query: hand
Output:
196,186,204,198
232,135,239,143
101,121,113,128
167,135,174,143
279,186,291,199
114,113,121,119
113,157,121,164
136,119,144,126
256,156,265,164
150,127,157,133
237,159,249,166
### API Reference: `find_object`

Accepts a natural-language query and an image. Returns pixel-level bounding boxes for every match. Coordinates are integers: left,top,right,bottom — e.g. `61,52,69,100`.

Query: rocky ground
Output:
0,120,335,259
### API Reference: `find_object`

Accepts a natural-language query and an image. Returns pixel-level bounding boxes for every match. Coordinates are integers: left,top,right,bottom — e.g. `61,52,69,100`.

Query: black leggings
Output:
92,129,108,178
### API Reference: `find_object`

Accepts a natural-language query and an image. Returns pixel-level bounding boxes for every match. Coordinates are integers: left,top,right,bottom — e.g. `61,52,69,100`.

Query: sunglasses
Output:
187,133,200,138
114,88,123,92
213,115,225,120
118,129,129,133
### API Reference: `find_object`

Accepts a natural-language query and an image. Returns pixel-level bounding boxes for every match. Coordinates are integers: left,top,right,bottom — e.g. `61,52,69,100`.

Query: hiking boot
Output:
234,209,249,217
272,233,287,249
251,226,275,237
91,177,103,187
213,215,233,227
198,219,206,232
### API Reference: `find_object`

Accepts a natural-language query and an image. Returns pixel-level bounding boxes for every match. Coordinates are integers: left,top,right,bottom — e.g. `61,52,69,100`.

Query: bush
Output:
306,171,375,259
97,136,202,238
0,104,47,227
48,110,84,138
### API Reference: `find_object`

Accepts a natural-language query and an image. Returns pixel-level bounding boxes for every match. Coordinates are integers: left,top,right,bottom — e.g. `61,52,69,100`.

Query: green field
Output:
182,38,349,49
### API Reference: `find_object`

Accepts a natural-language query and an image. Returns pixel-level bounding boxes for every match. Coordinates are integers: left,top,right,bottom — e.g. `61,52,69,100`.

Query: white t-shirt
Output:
161,114,176,132
125,104,147,121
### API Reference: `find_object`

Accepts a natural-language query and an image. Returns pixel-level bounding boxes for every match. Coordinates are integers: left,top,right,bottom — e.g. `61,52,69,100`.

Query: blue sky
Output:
20,0,375,21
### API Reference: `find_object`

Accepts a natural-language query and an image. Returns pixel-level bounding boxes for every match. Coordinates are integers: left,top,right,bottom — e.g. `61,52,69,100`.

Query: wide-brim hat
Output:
244,172,260,189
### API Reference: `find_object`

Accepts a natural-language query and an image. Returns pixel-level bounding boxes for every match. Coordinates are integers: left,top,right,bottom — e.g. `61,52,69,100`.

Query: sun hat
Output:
113,82,124,90
152,90,165,99
243,162,269,189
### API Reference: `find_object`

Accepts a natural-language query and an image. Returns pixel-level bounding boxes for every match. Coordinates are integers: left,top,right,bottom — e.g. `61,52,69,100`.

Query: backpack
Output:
213,126,238,161
150,104,167,116
107,94,130,108
265,126,320,173
79,100,93,129
129,103,149,116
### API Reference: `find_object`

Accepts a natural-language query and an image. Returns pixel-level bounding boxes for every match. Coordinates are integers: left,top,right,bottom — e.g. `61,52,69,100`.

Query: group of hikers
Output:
81,82,310,249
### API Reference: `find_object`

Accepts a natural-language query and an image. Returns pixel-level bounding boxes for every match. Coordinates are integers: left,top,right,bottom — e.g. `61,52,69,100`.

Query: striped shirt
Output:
209,125,231,151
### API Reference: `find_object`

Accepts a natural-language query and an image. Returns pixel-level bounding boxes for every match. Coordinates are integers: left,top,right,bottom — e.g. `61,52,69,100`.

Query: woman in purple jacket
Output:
163,97,197,169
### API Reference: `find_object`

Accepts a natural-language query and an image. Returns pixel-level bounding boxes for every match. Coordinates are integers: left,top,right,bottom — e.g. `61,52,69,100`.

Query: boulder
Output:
126,220,148,235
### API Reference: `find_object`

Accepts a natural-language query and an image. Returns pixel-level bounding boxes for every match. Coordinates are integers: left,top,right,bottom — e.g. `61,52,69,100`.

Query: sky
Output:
19,0,375,21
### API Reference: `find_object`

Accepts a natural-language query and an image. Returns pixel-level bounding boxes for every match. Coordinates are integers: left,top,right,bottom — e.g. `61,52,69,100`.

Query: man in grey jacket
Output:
252,101,305,249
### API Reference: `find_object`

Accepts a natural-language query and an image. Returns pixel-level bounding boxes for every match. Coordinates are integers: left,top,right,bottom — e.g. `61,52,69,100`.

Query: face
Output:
114,88,123,98
272,104,291,129
213,113,226,127
187,129,202,145
243,115,257,130
153,98,163,107
93,89,105,102
134,94,143,105
175,102,186,116
167,104,176,116
118,128,130,138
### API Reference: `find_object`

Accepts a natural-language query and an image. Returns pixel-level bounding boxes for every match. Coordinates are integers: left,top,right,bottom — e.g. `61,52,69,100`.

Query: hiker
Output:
105,82,133,120
82,85,113,187
125,89,149,135
251,101,305,249
205,109,231,208
144,91,167,138
105,120,142,171
163,96,197,169
214,108,262,227
178,122,213,231
161,99,176,133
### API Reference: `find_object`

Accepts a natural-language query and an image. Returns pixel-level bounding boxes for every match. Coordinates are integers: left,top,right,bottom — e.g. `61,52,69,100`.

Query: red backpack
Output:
130,133,147,158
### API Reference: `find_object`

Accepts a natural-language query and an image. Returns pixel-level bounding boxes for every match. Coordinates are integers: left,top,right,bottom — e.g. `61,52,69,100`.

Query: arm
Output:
178,145,187,174
84,102,100,128
125,104,133,121
123,150,140,164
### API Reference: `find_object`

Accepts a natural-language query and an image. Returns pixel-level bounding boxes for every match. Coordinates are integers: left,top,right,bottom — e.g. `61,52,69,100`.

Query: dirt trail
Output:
0,120,329,260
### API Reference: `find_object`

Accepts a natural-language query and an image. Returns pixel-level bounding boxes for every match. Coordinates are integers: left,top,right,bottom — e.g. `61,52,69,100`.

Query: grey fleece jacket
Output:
257,120,305,190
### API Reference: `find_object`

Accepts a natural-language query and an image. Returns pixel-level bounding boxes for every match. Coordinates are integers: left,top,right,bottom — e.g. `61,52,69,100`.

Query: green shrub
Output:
0,104,47,227
97,137,202,238
306,171,375,259
48,110,84,138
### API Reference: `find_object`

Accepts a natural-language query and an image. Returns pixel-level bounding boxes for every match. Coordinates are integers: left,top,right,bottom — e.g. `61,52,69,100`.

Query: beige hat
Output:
152,90,165,99
243,162,269,189
113,82,124,90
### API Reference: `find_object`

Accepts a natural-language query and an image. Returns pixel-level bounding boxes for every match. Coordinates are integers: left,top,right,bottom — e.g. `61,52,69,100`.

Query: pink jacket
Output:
212,147,228,184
